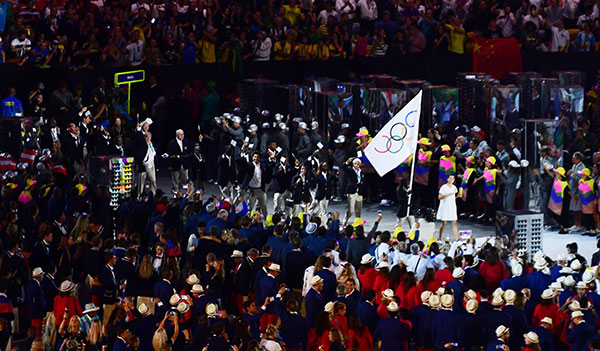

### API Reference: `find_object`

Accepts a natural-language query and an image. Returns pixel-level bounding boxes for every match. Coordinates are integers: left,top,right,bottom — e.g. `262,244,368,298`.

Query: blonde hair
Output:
265,324,278,338
152,328,168,351
313,256,325,272
139,255,154,279
86,320,102,345
70,215,89,243
68,316,81,333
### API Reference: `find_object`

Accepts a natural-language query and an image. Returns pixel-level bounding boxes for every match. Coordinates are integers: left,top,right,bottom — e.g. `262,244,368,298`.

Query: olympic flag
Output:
364,91,422,177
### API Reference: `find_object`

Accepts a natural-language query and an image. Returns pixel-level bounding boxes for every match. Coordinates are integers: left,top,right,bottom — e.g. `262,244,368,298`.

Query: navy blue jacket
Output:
410,304,433,347
274,297,309,349
502,304,528,351
100,265,118,304
500,275,528,292
314,269,337,302
113,337,127,351
153,279,175,305
432,309,464,348
243,310,264,340
530,325,554,351
305,288,326,327
527,271,553,303
484,309,512,343
486,339,507,351
374,317,410,351
462,312,486,350
357,301,379,336
259,275,279,314
566,321,594,351
284,250,310,290
254,268,268,305
447,279,465,311
25,280,46,318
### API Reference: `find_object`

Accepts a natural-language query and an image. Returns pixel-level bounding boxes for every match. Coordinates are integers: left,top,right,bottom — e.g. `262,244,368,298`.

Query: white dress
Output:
437,183,458,221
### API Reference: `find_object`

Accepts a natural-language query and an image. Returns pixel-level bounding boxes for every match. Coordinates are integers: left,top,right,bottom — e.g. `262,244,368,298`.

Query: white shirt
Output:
131,2,150,14
144,142,156,168
551,26,570,51
336,0,356,19
249,162,262,188
358,0,377,20
374,242,390,264
253,38,272,61
407,254,434,280
126,40,144,65
11,38,32,56
176,138,183,153
317,9,340,24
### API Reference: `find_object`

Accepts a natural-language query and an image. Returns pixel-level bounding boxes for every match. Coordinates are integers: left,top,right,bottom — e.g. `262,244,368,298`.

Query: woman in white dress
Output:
437,173,459,239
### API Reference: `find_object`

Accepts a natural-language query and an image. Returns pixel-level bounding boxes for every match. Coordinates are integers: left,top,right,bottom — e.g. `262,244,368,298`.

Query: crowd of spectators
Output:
1,0,600,68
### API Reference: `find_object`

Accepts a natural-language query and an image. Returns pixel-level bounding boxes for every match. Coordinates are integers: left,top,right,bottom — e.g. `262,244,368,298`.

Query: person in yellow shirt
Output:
199,27,217,63
283,0,304,26
315,38,330,60
273,33,293,60
444,17,466,54
294,36,311,60
328,33,344,58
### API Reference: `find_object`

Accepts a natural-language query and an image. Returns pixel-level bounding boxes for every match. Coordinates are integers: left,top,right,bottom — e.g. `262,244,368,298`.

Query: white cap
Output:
141,118,153,126
452,268,465,279
232,116,242,124
311,121,319,130
508,160,520,168
298,122,308,130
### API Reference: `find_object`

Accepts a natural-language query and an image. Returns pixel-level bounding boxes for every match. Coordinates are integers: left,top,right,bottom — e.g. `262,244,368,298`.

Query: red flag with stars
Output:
472,36,522,80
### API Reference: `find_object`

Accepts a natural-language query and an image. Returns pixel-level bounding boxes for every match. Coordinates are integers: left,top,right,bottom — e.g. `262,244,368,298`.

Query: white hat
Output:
465,290,477,300
324,301,335,313
533,251,545,261
206,303,218,316
141,118,153,126
421,291,433,304
382,289,394,298
429,295,440,308
466,299,478,313
560,267,574,274
278,122,286,130
452,268,465,279
583,270,595,283
60,280,75,292
298,122,308,130
311,121,319,130
508,160,520,168
310,275,323,286
441,294,454,308
564,276,576,287
274,113,283,121
169,294,181,305
557,253,567,262
541,289,555,300
192,284,204,294
436,287,446,295
571,310,584,319
549,282,564,292
186,274,200,285
138,303,149,315
247,124,258,133
576,281,588,290
376,262,390,271
512,263,523,277
493,288,504,298
569,300,581,311
83,303,100,314
268,263,281,272
541,317,553,326
305,222,317,235
360,254,374,265
334,135,346,144
32,267,44,277
505,289,517,303
496,325,510,338
472,126,482,132
387,301,399,312
232,116,242,124
523,332,539,344
571,259,582,271
534,258,548,270
492,295,504,307
231,250,244,258
520,160,530,168
557,276,566,284
177,302,190,313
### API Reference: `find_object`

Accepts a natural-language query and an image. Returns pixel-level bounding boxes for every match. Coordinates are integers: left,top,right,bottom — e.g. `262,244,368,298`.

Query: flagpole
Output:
405,125,419,219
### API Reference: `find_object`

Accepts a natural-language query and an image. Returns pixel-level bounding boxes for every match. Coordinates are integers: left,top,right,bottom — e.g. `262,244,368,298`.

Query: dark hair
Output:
364,289,376,302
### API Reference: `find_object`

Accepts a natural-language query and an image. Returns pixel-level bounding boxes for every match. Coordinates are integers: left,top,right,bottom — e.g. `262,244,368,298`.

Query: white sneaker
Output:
575,226,586,232
568,225,578,231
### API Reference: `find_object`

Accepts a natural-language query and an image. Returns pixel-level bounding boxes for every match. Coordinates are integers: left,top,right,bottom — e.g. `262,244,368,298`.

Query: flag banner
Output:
0,155,16,171
49,164,67,175
20,149,36,165
364,91,422,177
472,36,522,80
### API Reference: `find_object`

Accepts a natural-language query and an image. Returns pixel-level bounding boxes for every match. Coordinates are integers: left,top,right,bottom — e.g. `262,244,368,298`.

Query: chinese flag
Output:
472,36,522,80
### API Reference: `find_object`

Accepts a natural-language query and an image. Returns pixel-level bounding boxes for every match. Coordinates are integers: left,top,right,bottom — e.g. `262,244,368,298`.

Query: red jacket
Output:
478,261,508,291
532,302,560,334
434,268,454,286
53,295,83,326
374,275,390,304
358,267,378,295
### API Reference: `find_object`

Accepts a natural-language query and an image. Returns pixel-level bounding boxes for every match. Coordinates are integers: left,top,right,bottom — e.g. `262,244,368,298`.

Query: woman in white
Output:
437,173,459,239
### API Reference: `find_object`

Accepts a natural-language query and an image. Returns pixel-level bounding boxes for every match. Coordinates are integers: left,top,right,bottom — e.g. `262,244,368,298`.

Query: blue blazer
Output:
374,317,410,351
314,269,337,302
259,275,279,314
305,288,325,327
25,280,46,318
113,337,127,351
153,280,174,305
566,321,595,351
357,301,379,336
274,297,309,349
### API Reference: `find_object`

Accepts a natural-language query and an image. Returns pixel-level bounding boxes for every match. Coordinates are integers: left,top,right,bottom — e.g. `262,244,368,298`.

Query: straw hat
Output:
311,276,323,286
360,254,374,265
492,295,504,307
186,274,200,285
138,303,149,316
387,301,399,312
576,281,587,290
324,302,335,313
421,291,433,304
569,300,581,311
376,262,390,271
564,276,576,287
541,289,554,300
571,310,584,319
496,325,509,338
465,290,477,300
492,288,504,298
169,294,181,306
83,303,100,314
382,289,394,298
466,299,478,313
523,332,539,344
504,290,517,303
268,263,281,272
582,270,595,284
512,264,523,277
206,303,218,316
429,295,441,308
452,268,465,279
32,267,44,277
560,267,574,274
534,258,548,270
192,284,204,294
441,294,454,308
231,250,244,258
549,282,564,292
177,302,190,314
541,317,553,326
571,259,582,271
60,280,75,292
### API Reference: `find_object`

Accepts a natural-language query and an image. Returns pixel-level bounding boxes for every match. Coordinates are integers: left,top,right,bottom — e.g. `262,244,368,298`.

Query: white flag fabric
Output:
364,91,422,177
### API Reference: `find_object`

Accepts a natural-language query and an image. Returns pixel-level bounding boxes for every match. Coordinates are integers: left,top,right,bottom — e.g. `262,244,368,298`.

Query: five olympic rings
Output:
374,110,418,154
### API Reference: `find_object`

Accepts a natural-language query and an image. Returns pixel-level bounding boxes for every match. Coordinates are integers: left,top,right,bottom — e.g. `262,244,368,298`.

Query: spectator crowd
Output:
1,0,600,68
